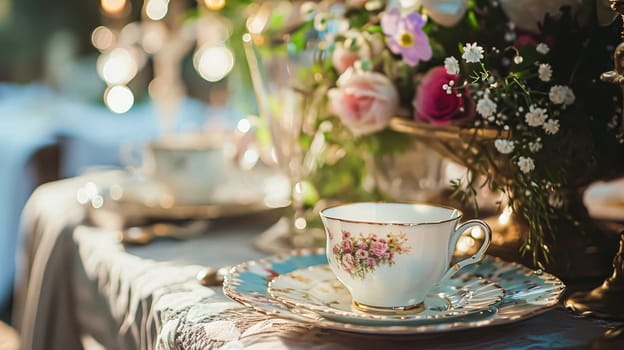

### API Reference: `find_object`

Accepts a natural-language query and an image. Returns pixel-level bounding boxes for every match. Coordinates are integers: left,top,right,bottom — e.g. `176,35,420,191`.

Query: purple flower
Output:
356,249,369,260
381,8,432,66
342,254,355,272
343,240,353,254
370,241,388,257
367,258,377,267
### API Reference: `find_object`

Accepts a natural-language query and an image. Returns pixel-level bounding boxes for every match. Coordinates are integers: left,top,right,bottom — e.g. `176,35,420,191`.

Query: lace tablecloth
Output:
14,173,624,350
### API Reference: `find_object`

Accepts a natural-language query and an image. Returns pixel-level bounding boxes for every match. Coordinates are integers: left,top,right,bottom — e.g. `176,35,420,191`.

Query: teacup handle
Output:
439,220,492,283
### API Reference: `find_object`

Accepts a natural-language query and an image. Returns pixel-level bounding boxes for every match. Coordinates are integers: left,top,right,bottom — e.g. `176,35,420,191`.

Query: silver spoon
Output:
119,220,211,245
196,266,230,286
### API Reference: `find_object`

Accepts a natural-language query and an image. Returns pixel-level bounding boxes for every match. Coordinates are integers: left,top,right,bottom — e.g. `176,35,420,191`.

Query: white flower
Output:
548,192,564,208
444,56,460,75
543,119,560,135
476,95,497,118
517,156,535,174
538,64,552,82
525,105,548,127
528,140,543,153
536,43,550,55
549,85,575,106
462,42,484,63
494,139,515,154
513,55,524,64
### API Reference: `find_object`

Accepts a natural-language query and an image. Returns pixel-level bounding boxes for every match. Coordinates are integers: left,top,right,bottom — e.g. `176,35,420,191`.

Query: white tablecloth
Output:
14,173,624,350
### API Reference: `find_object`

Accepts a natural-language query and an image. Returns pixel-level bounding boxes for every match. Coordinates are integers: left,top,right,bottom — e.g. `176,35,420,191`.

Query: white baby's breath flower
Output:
528,139,543,153
538,63,552,82
549,85,576,106
517,156,535,174
543,119,560,135
513,55,524,64
444,56,460,75
548,192,564,208
536,43,550,55
548,85,575,105
494,139,515,154
525,105,548,127
462,42,485,63
476,95,497,118
314,12,331,31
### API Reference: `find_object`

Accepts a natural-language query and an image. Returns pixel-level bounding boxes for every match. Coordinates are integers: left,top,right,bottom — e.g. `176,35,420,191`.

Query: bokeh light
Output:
101,0,126,14
204,0,226,10
194,46,234,82
97,47,138,85
145,0,168,21
105,85,134,114
91,26,115,51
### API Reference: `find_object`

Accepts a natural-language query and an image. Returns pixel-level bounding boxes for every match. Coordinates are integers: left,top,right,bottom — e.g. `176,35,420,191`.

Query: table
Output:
0,83,244,308
14,173,624,350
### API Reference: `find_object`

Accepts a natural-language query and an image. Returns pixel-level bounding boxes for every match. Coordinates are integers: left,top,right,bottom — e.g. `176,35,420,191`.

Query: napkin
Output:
583,178,624,221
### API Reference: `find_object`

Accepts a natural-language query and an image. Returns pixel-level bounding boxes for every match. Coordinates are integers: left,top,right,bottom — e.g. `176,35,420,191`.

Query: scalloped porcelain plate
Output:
223,249,566,334
267,265,504,325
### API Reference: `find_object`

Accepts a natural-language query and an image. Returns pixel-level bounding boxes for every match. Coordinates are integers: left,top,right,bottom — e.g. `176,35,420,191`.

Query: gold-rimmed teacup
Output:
320,202,491,313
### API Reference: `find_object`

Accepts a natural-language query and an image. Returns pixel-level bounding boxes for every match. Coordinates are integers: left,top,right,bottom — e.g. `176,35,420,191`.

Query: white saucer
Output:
268,265,504,325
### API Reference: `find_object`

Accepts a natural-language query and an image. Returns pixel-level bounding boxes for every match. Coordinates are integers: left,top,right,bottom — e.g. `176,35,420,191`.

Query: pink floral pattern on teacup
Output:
332,230,410,279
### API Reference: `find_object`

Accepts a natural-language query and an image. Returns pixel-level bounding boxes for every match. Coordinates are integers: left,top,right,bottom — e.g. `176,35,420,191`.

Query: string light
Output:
97,47,138,85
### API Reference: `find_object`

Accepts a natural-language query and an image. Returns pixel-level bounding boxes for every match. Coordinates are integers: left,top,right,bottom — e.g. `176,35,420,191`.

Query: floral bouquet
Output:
247,0,624,269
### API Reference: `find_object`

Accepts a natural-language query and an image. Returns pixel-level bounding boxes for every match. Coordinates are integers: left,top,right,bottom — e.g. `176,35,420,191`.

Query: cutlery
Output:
118,220,211,245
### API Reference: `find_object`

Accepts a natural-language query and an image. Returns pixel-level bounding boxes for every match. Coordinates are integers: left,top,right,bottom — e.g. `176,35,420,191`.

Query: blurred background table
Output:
12,171,624,350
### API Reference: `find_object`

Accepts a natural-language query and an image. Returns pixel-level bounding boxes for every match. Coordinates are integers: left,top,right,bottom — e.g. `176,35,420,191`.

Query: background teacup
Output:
124,134,227,205
320,202,491,313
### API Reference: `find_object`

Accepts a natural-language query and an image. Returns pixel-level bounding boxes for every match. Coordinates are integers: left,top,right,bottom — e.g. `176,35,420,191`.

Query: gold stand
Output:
564,232,624,320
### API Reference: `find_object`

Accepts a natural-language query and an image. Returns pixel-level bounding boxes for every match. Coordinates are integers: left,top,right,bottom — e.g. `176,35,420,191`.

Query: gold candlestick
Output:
564,232,624,319
564,1,624,320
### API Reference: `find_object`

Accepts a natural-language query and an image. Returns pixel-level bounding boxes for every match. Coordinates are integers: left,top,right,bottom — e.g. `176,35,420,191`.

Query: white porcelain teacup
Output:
319,202,491,313
124,134,227,205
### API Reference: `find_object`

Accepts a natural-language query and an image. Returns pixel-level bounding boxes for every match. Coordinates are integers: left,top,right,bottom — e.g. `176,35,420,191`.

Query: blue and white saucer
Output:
223,249,565,334
267,265,504,325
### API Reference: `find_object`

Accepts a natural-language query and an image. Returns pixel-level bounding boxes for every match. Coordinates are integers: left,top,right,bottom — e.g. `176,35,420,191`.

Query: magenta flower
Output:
356,241,368,250
342,230,351,239
356,249,369,260
370,241,388,257
381,8,432,66
367,258,377,267
327,229,333,240
333,245,340,254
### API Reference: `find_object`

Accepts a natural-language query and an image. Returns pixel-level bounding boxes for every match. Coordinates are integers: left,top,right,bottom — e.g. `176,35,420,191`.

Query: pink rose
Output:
328,68,399,136
356,249,369,260
332,44,363,74
413,66,474,126
370,241,388,257
367,258,377,267
342,254,355,272
343,240,353,254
